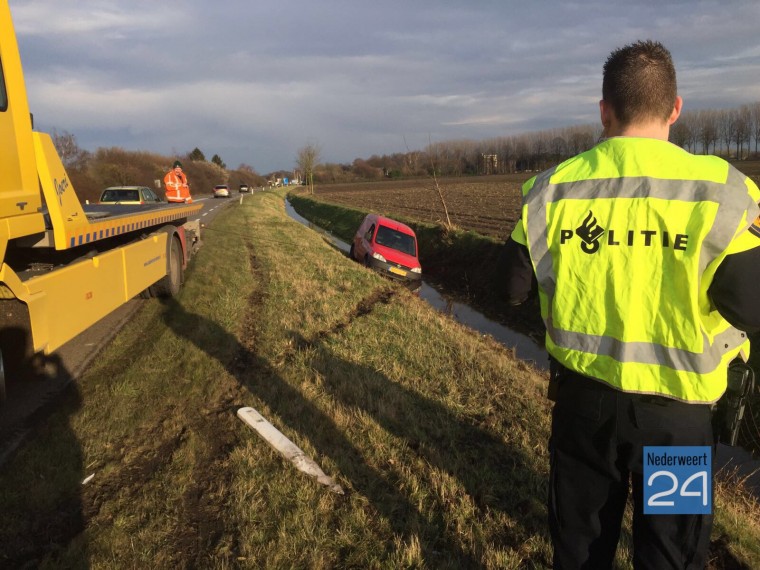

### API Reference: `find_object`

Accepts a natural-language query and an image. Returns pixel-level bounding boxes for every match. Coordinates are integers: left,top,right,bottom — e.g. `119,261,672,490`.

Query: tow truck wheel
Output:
154,235,183,298
0,350,6,405
139,287,156,299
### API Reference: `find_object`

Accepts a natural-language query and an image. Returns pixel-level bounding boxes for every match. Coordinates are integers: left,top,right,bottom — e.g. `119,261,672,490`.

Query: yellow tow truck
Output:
0,1,203,401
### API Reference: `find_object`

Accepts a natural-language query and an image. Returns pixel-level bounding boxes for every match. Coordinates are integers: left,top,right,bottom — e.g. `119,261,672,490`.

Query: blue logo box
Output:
643,446,712,515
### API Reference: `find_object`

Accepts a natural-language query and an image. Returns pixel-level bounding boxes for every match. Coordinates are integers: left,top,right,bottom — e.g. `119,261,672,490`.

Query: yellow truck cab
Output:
0,1,202,402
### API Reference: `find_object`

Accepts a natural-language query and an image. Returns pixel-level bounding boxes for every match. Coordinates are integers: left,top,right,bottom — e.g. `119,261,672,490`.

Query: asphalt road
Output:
0,193,241,462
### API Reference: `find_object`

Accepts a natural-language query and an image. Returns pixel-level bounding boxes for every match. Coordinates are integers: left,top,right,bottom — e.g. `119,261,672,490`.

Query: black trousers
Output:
548,370,715,569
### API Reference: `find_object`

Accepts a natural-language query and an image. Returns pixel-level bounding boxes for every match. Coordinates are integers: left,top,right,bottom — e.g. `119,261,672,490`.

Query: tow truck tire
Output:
0,300,34,405
153,234,183,298
0,350,6,405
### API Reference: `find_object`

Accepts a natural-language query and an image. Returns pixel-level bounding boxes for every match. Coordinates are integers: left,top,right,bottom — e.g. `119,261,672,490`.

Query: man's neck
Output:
605,119,671,141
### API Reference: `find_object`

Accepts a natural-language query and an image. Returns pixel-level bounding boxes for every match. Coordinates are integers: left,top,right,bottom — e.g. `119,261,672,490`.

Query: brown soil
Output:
316,174,528,240
315,160,760,241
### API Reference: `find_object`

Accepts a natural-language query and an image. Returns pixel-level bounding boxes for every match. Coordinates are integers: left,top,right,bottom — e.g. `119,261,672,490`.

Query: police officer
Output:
503,40,760,568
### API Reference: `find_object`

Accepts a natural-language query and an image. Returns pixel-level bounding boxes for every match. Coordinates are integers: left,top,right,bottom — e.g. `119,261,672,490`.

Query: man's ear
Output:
668,96,683,126
599,99,612,129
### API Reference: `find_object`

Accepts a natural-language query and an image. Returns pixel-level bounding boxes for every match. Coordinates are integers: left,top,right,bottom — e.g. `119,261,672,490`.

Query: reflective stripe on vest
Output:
522,138,757,402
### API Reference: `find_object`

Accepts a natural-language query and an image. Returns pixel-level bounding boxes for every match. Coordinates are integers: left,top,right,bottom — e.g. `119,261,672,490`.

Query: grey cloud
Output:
8,0,760,171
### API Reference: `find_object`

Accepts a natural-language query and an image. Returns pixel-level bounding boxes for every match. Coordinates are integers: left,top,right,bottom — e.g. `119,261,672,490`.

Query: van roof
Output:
370,214,416,236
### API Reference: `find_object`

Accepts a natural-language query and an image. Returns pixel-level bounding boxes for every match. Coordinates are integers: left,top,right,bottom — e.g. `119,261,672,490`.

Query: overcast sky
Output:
8,1,760,174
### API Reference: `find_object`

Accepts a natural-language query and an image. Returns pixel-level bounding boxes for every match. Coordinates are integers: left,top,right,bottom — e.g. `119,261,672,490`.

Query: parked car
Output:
213,184,230,198
239,184,250,193
99,186,162,205
350,214,422,282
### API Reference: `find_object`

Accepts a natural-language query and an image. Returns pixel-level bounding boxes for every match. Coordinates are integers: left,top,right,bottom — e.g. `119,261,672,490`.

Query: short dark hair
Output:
602,40,677,126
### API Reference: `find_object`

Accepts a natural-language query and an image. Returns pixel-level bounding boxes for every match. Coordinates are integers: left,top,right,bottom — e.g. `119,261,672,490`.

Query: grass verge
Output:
0,189,757,568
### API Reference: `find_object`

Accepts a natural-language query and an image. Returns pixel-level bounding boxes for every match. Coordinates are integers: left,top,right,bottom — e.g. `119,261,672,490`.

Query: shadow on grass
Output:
160,296,553,567
290,329,551,557
0,352,88,569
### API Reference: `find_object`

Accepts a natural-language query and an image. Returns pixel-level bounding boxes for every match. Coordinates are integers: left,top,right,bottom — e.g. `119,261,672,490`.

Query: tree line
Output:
306,101,760,184
52,132,266,203
51,99,760,198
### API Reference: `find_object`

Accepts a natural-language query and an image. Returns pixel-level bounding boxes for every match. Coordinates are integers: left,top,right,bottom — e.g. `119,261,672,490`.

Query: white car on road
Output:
213,184,230,198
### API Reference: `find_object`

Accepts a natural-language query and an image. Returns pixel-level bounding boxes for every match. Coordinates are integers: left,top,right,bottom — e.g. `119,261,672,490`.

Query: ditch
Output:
283,197,760,498
284,198,549,372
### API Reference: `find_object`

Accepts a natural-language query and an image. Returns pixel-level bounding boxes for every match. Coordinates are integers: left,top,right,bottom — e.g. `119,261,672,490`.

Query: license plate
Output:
389,266,407,276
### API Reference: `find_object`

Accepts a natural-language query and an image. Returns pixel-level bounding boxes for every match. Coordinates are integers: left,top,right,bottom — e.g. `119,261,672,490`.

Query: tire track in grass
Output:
158,241,271,567
168,384,247,568
227,241,483,567
300,286,397,348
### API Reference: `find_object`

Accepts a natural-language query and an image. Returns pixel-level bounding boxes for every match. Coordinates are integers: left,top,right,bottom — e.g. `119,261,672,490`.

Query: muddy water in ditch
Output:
283,199,760,494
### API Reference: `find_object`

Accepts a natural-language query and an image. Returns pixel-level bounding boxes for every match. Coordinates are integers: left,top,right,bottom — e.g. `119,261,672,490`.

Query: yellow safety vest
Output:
511,137,760,403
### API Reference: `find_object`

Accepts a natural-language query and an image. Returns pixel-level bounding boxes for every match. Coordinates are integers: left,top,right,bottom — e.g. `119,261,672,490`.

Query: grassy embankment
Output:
0,189,758,568
289,187,760,457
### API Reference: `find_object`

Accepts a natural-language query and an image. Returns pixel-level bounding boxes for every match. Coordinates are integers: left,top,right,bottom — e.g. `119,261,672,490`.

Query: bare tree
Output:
737,105,752,159
670,118,690,149
751,102,760,156
428,156,452,230
678,111,700,152
296,143,321,194
550,134,568,162
566,126,596,155
697,109,719,155
719,109,735,157
52,129,90,170
418,137,453,230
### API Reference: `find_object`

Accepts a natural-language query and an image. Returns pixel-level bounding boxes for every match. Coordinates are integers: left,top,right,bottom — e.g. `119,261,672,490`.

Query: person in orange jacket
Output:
164,160,193,203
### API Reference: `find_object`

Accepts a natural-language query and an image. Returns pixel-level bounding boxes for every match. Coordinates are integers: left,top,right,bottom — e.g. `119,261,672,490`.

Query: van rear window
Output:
375,225,416,256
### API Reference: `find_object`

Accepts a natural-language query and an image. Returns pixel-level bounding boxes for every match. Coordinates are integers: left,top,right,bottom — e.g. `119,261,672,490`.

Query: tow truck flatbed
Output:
42,201,202,249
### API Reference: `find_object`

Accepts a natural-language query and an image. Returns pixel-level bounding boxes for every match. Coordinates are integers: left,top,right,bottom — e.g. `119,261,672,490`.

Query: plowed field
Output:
314,174,531,240
313,161,760,241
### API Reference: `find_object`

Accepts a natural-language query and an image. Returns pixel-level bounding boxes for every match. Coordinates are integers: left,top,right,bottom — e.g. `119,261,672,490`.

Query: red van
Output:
350,214,422,282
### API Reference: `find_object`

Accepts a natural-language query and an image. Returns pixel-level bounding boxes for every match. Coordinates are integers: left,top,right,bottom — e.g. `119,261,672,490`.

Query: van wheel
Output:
364,255,371,268
349,244,355,260
154,235,183,298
